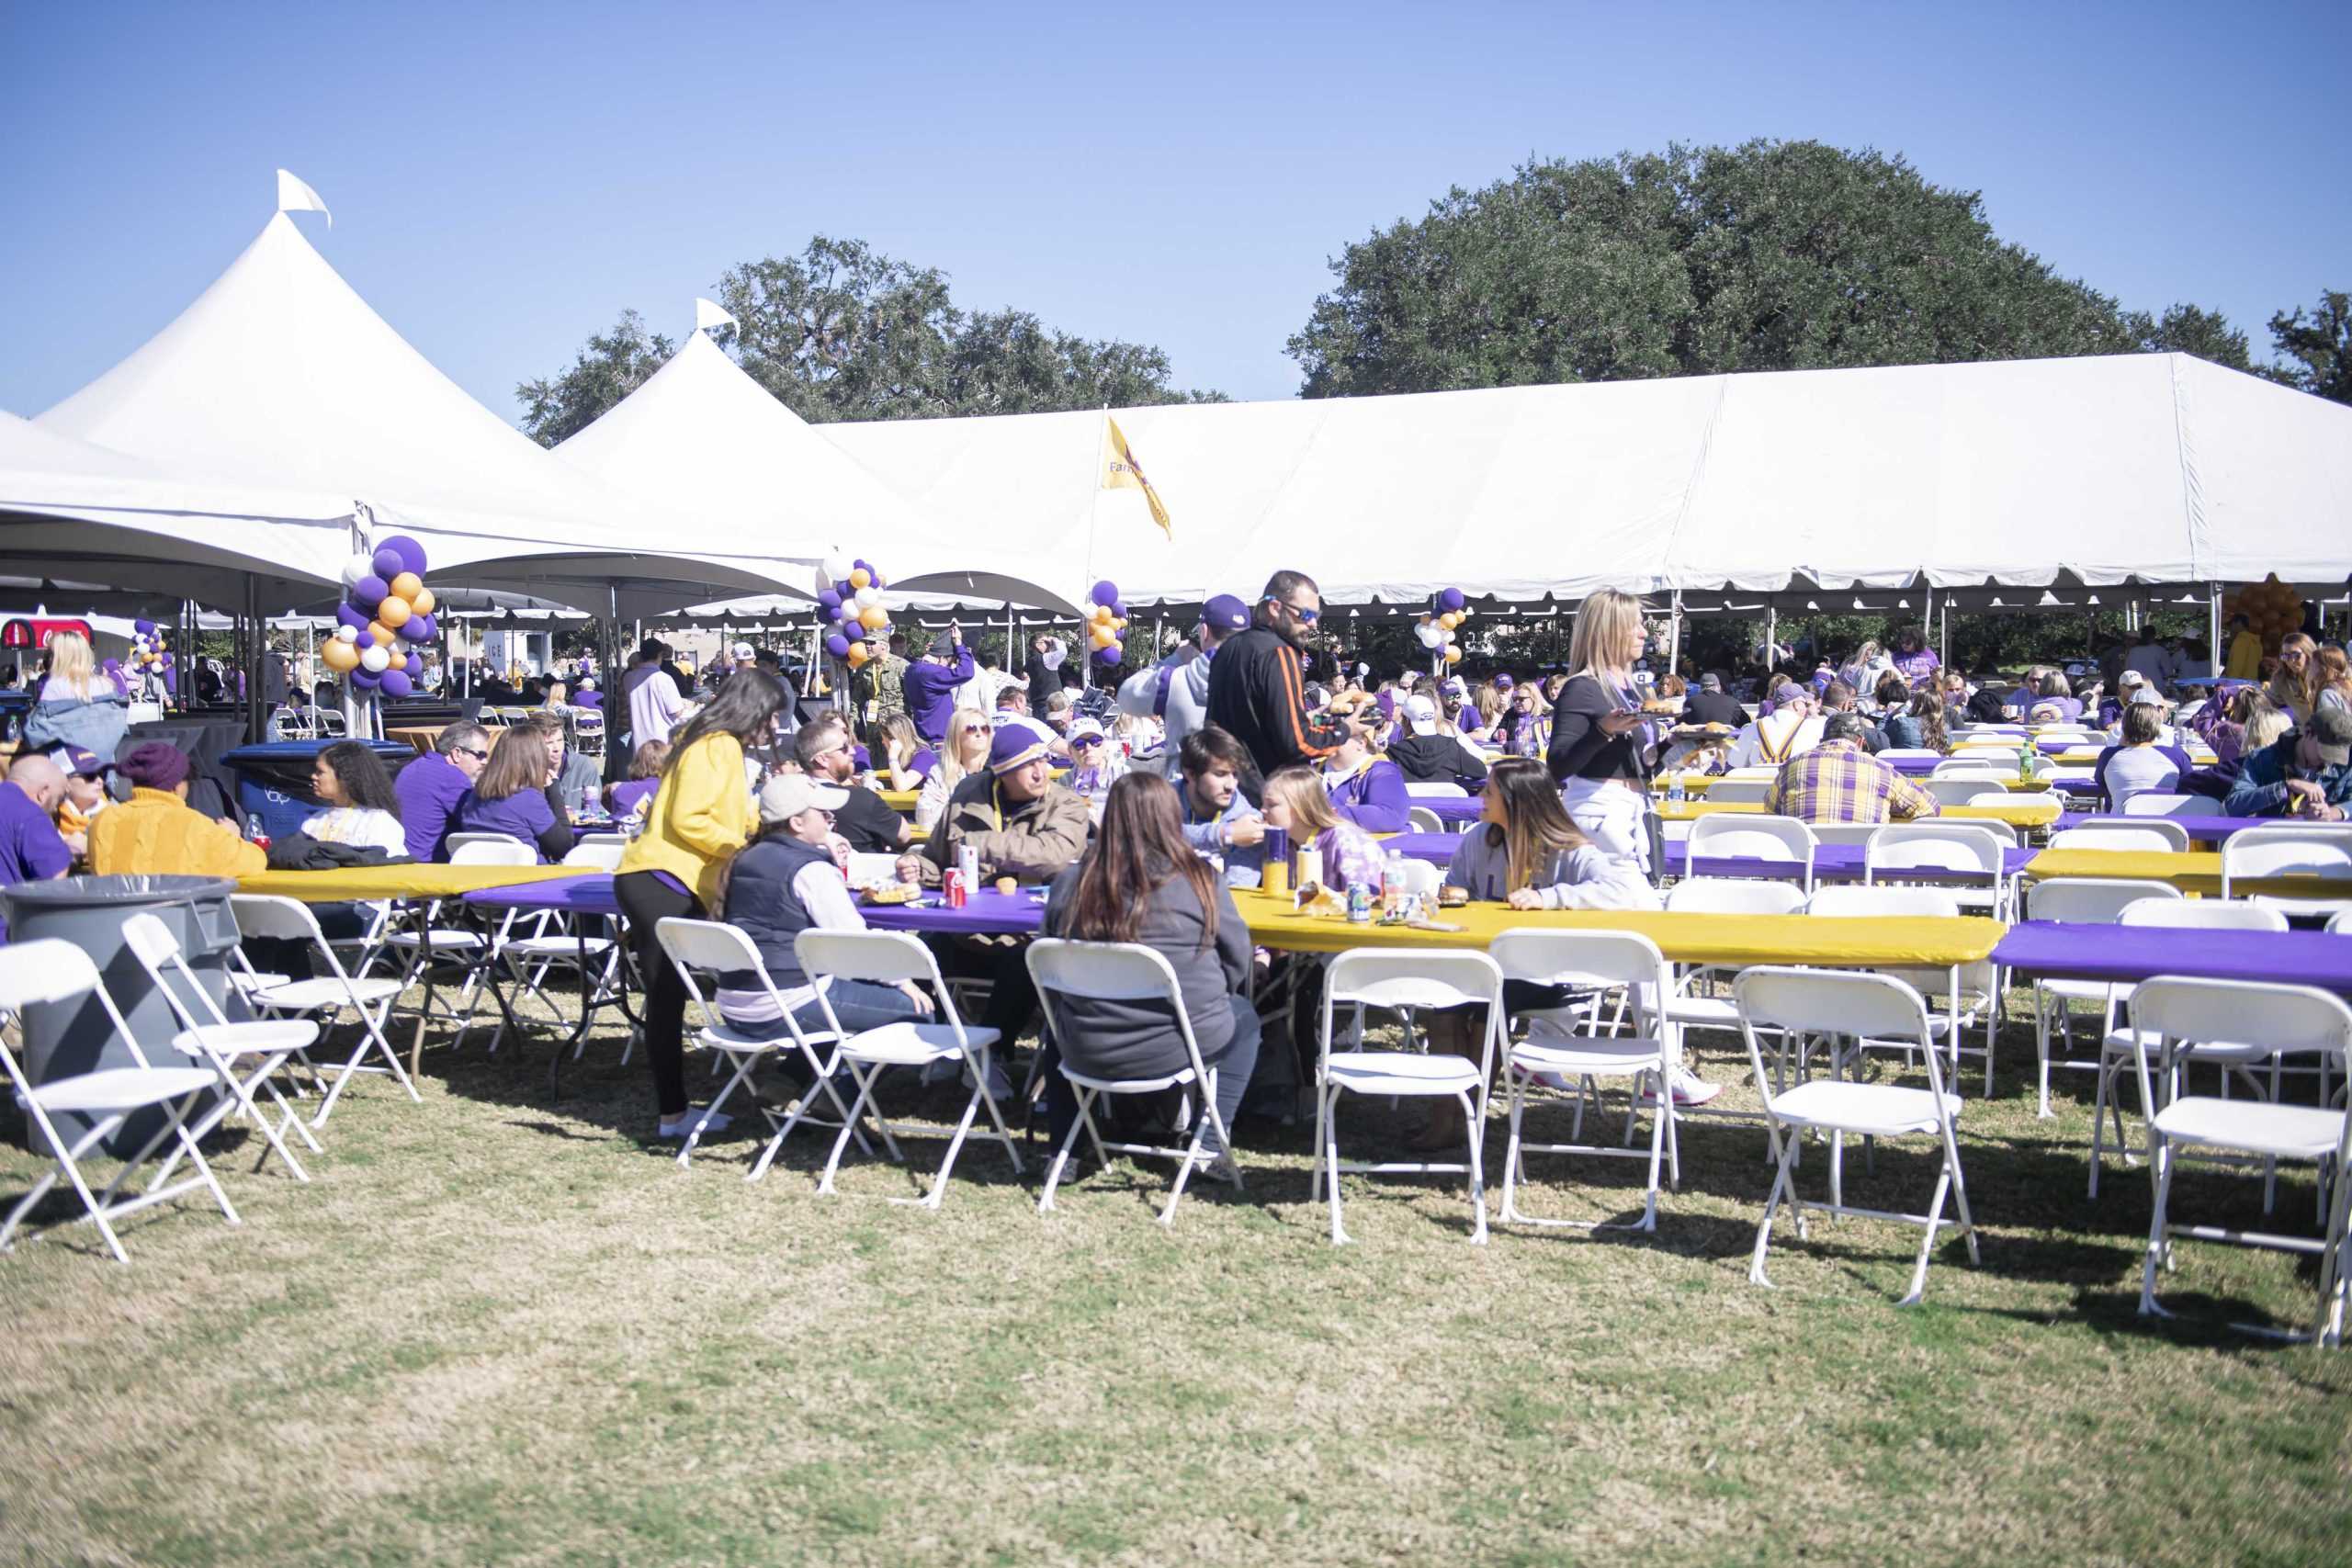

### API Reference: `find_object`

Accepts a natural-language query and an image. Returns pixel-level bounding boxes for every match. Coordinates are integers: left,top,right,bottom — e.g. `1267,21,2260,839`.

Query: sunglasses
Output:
1072,735,1103,748
458,747,490,761
1278,601,1321,624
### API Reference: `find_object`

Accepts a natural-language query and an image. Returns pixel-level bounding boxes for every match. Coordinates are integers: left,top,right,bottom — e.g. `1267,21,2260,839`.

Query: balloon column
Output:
1417,587,1470,667
127,618,174,695
816,554,892,673
1086,581,1128,670
2220,575,2305,656
323,536,437,700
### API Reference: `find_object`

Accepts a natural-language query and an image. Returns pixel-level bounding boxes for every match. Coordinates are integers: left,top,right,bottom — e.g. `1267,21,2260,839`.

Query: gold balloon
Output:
849,568,871,590
859,605,888,631
389,571,423,602
369,622,396,647
410,585,436,616
322,639,359,672
377,595,412,628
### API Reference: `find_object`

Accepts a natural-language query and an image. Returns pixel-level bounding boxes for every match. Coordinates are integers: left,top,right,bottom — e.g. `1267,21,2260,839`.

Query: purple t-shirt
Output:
0,782,74,942
451,788,561,862
393,751,470,863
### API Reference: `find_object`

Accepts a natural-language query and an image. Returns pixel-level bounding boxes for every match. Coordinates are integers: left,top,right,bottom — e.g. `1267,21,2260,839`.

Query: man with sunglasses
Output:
1205,569,1364,796
394,720,491,861
794,712,910,853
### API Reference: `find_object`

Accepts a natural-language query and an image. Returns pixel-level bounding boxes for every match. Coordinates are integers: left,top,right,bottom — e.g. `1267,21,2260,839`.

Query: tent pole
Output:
2207,581,2223,679
1764,603,1778,673
1666,589,1683,679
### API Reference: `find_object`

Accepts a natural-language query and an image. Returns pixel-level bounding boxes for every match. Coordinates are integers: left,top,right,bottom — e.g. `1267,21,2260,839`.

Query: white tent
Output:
553,327,1072,611
820,354,2352,609
36,212,816,616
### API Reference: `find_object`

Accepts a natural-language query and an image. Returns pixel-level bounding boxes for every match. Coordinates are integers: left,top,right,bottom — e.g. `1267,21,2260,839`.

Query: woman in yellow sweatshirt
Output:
615,670,790,1140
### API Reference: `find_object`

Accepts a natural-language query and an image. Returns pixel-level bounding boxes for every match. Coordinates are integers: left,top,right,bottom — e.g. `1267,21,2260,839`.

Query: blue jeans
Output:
1044,996,1261,1158
720,978,926,1054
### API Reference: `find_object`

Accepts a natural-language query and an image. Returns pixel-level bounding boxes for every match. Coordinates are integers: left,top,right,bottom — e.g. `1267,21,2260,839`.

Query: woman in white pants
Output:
1542,588,1658,874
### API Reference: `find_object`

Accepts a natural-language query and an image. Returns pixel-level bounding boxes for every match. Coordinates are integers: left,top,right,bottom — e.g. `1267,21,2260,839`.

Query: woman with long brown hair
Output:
2271,632,2320,723
1041,773,1259,1168
450,725,572,862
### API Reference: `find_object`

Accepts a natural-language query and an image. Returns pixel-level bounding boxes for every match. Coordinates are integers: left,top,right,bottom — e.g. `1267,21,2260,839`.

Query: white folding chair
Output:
1723,766,1778,780
1878,749,1943,763
2049,822,2190,853
1313,949,1503,1245
0,942,239,1265
1930,761,2006,779
1706,779,1770,805
1686,813,1816,891
1492,931,1678,1234
2089,898,2291,1197
797,930,1023,1208
229,896,419,1126
1660,878,1805,1053
492,840,630,1046
2124,793,2222,818
1922,777,2003,809
122,913,322,1182
2221,824,2352,916
447,832,534,862
1406,805,1446,834
1735,967,1977,1305
654,919,864,1177
1864,820,2010,919
2020,878,2183,1119
1805,822,1880,849
2131,977,2352,1346
1807,884,2000,1089
380,840,535,1040
563,838,627,871
1027,939,1237,1226
1404,782,1469,798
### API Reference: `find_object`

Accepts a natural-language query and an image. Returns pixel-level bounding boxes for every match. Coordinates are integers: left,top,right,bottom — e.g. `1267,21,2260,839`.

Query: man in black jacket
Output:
1205,570,1364,794
1681,672,1747,729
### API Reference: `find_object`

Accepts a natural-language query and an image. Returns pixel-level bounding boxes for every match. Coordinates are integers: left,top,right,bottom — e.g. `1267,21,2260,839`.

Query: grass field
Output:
2,983,2348,1568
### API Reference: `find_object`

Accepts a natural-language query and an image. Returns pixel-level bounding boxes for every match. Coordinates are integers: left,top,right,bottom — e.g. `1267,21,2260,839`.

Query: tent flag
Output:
1101,415,1170,538
275,168,331,228
694,297,737,335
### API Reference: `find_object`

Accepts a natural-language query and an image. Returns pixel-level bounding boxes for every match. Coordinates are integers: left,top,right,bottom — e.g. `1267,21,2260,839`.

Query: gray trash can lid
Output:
2,874,240,908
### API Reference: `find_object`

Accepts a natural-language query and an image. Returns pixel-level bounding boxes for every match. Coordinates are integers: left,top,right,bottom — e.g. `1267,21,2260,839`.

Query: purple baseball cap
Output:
1202,594,1250,633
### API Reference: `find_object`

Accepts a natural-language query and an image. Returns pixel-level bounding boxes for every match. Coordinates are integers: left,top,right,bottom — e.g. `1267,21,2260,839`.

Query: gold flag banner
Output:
1101,416,1171,538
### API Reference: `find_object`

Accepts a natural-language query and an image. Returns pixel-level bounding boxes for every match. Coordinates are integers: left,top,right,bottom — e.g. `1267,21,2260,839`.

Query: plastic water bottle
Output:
1381,852,1407,919
1667,770,1687,806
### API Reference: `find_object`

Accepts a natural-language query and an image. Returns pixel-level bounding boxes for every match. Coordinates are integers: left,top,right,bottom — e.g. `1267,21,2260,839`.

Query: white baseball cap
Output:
1402,694,1441,737
757,773,849,826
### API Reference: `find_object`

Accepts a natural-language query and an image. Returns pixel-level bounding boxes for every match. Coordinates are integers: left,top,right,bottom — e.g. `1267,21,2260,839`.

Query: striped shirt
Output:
1764,741,1939,824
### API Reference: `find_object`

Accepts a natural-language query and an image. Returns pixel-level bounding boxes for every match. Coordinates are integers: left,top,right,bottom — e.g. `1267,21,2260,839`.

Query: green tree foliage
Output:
1289,141,2249,396
516,310,675,447
2266,289,2352,404
519,237,1220,443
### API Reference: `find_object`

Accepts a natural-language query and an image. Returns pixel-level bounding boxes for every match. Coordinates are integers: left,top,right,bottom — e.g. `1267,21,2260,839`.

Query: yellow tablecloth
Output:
1238,892,2004,965
2045,747,2219,768
877,788,921,812
236,863,582,902
385,725,447,756
2021,849,2347,898
1678,773,2052,796
1658,797,2062,829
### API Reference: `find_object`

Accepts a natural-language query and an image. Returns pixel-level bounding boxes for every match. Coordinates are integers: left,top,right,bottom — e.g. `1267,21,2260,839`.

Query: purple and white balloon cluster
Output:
814,554,890,671
325,536,436,698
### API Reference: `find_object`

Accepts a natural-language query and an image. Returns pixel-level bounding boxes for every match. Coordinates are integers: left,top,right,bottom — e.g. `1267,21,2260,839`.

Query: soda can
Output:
958,845,980,889
944,868,967,909
1346,881,1373,923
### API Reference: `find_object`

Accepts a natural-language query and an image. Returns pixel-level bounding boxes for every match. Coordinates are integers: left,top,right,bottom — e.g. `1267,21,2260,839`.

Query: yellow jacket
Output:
2225,631,2265,681
616,733,753,907
87,788,266,879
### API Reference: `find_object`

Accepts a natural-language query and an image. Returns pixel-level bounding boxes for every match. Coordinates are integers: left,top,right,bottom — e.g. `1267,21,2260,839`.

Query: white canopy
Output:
36,213,815,615
820,353,2352,609
554,329,1072,611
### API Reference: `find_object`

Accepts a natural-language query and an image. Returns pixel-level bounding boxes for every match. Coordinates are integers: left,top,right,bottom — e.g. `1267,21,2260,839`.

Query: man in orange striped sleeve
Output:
1205,569,1367,802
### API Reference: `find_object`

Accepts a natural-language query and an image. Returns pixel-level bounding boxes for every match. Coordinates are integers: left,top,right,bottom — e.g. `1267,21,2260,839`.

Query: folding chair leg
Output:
816,1064,885,1196
1749,1129,1800,1288
0,1117,109,1257
1323,1087,1351,1247
1036,1101,1089,1213
1498,1077,1528,1225
1157,1114,1210,1228
2140,1143,2178,1319
900,1088,984,1210
1898,1165,1952,1307
1462,1090,1487,1246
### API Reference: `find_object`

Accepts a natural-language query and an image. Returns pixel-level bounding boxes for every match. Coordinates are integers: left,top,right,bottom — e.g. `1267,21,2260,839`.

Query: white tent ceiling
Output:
34,213,816,615
819,354,2352,610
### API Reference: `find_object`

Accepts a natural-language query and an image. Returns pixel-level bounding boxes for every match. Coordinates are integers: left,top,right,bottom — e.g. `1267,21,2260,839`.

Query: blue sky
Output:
3,1,2344,423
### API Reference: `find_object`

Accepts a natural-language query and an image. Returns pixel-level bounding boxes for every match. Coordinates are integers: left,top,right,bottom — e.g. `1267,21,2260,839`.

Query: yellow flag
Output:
1101,416,1171,538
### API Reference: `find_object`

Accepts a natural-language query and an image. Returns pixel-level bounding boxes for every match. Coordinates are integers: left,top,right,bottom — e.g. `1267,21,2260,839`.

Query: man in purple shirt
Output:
902,629,977,744
393,721,490,862
1,754,75,942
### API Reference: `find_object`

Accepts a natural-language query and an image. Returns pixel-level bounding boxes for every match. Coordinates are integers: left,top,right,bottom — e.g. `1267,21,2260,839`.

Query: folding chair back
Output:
2120,897,2288,934
229,893,326,944
1923,777,2003,808
1406,806,1445,834
2050,823,2189,853
2026,878,2181,924
1865,821,2006,879
1325,948,1504,1017
1687,813,1815,884
2221,826,2352,897
1666,878,1807,916
121,914,232,1031
2124,792,2222,817
1931,761,2006,778
655,916,765,983
1807,886,1961,919
1489,929,1668,1027
560,839,626,870
1806,822,1879,848
2132,977,2352,1065
1706,779,1770,805
1878,749,1942,762
2330,910,2352,936
448,835,537,865
0,939,111,1016
1736,964,1936,1047
1404,782,1469,798
795,928,944,990
1025,939,1189,1005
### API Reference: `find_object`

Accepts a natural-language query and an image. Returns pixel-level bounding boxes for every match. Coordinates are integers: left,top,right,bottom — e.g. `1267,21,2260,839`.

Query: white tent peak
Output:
275,168,331,228
693,297,737,335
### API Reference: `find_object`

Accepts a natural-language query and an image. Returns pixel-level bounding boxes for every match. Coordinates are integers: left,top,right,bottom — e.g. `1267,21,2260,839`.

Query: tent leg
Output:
2207,581,2222,679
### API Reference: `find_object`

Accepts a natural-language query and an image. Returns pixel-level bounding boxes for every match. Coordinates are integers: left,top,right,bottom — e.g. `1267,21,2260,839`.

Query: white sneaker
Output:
1668,1068,1721,1107
657,1106,733,1140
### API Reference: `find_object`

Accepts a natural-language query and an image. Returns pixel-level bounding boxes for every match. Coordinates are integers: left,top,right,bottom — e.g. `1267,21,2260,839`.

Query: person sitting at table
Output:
1064,717,1128,823
393,722,489,862
51,746,109,861
869,712,932,794
1,755,74,934
1041,773,1261,1174
1258,765,1385,892
1384,693,1491,790
2026,671,2084,723
1178,726,1266,888
1727,688,1821,770
295,740,407,855
2269,632,2319,725
1679,671,1746,730
2224,705,2352,821
603,739,669,821
1818,681,1886,753
531,714,602,819
451,728,573,863
1315,717,1411,834
2316,645,2352,717
1891,627,1939,688
1882,687,1946,752
86,742,266,878
1442,757,1659,913
2093,699,2195,813
915,709,993,832
1763,712,1940,825
795,712,910,855
715,773,930,1055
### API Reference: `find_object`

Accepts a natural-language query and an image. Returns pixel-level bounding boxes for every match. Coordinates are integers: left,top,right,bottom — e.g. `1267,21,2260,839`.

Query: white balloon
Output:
822,553,855,585
342,553,375,586
854,586,881,609
334,625,359,644
1416,623,1446,649
359,645,390,673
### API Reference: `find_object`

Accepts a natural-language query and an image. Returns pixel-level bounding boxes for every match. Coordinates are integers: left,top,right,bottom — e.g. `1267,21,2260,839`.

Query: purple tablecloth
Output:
1994,920,2352,994
2051,812,2272,844
1413,795,1484,825
1665,844,2038,885
462,873,1047,936
1389,831,1465,866
465,874,618,915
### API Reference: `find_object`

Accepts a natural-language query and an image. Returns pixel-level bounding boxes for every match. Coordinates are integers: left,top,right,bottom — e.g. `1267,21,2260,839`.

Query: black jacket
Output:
1385,732,1489,788
1204,624,1348,784
1681,689,1747,728
1545,674,1649,784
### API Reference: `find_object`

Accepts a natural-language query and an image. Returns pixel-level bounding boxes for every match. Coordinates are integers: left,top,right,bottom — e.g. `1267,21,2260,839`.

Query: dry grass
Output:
2,985,2349,1567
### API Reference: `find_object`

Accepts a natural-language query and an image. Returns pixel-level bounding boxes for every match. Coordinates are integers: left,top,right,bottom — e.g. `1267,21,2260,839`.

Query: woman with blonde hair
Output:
1259,765,1385,892
2313,645,2352,716
2270,632,2319,723
2242,692,2294,755
28,628,129,760
1543,587,1657,870
914,708,993,830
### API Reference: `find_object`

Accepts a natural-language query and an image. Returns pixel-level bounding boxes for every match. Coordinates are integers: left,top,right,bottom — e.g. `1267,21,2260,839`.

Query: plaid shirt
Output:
1764,741,1940,824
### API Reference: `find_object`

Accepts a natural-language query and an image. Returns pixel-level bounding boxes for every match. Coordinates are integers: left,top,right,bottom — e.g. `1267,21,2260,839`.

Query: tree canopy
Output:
519,237,1221,446
1286,141,2256,396
2267,288,2352,403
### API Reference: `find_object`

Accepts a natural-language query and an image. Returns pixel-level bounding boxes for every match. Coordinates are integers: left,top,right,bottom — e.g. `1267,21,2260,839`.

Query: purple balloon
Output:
413,612,436,640
1094,645,1122,667
1091,580,1119,608
835,580,854,600
336,603,371,630
1439,586,1465,613
397,616,430,643
103,657,123,675
379,534,428,577
132,617,156,636
353,574,388,609
372,547,406,579
1112,599,1128,619
378,669,413,698
824,633,852,658
817,589,842,613
350,668,382,691
854,558,871,573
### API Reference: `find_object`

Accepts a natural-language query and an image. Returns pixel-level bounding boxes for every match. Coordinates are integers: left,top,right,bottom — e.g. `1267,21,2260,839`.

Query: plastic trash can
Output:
221,739,413,841
0,874,240,1156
